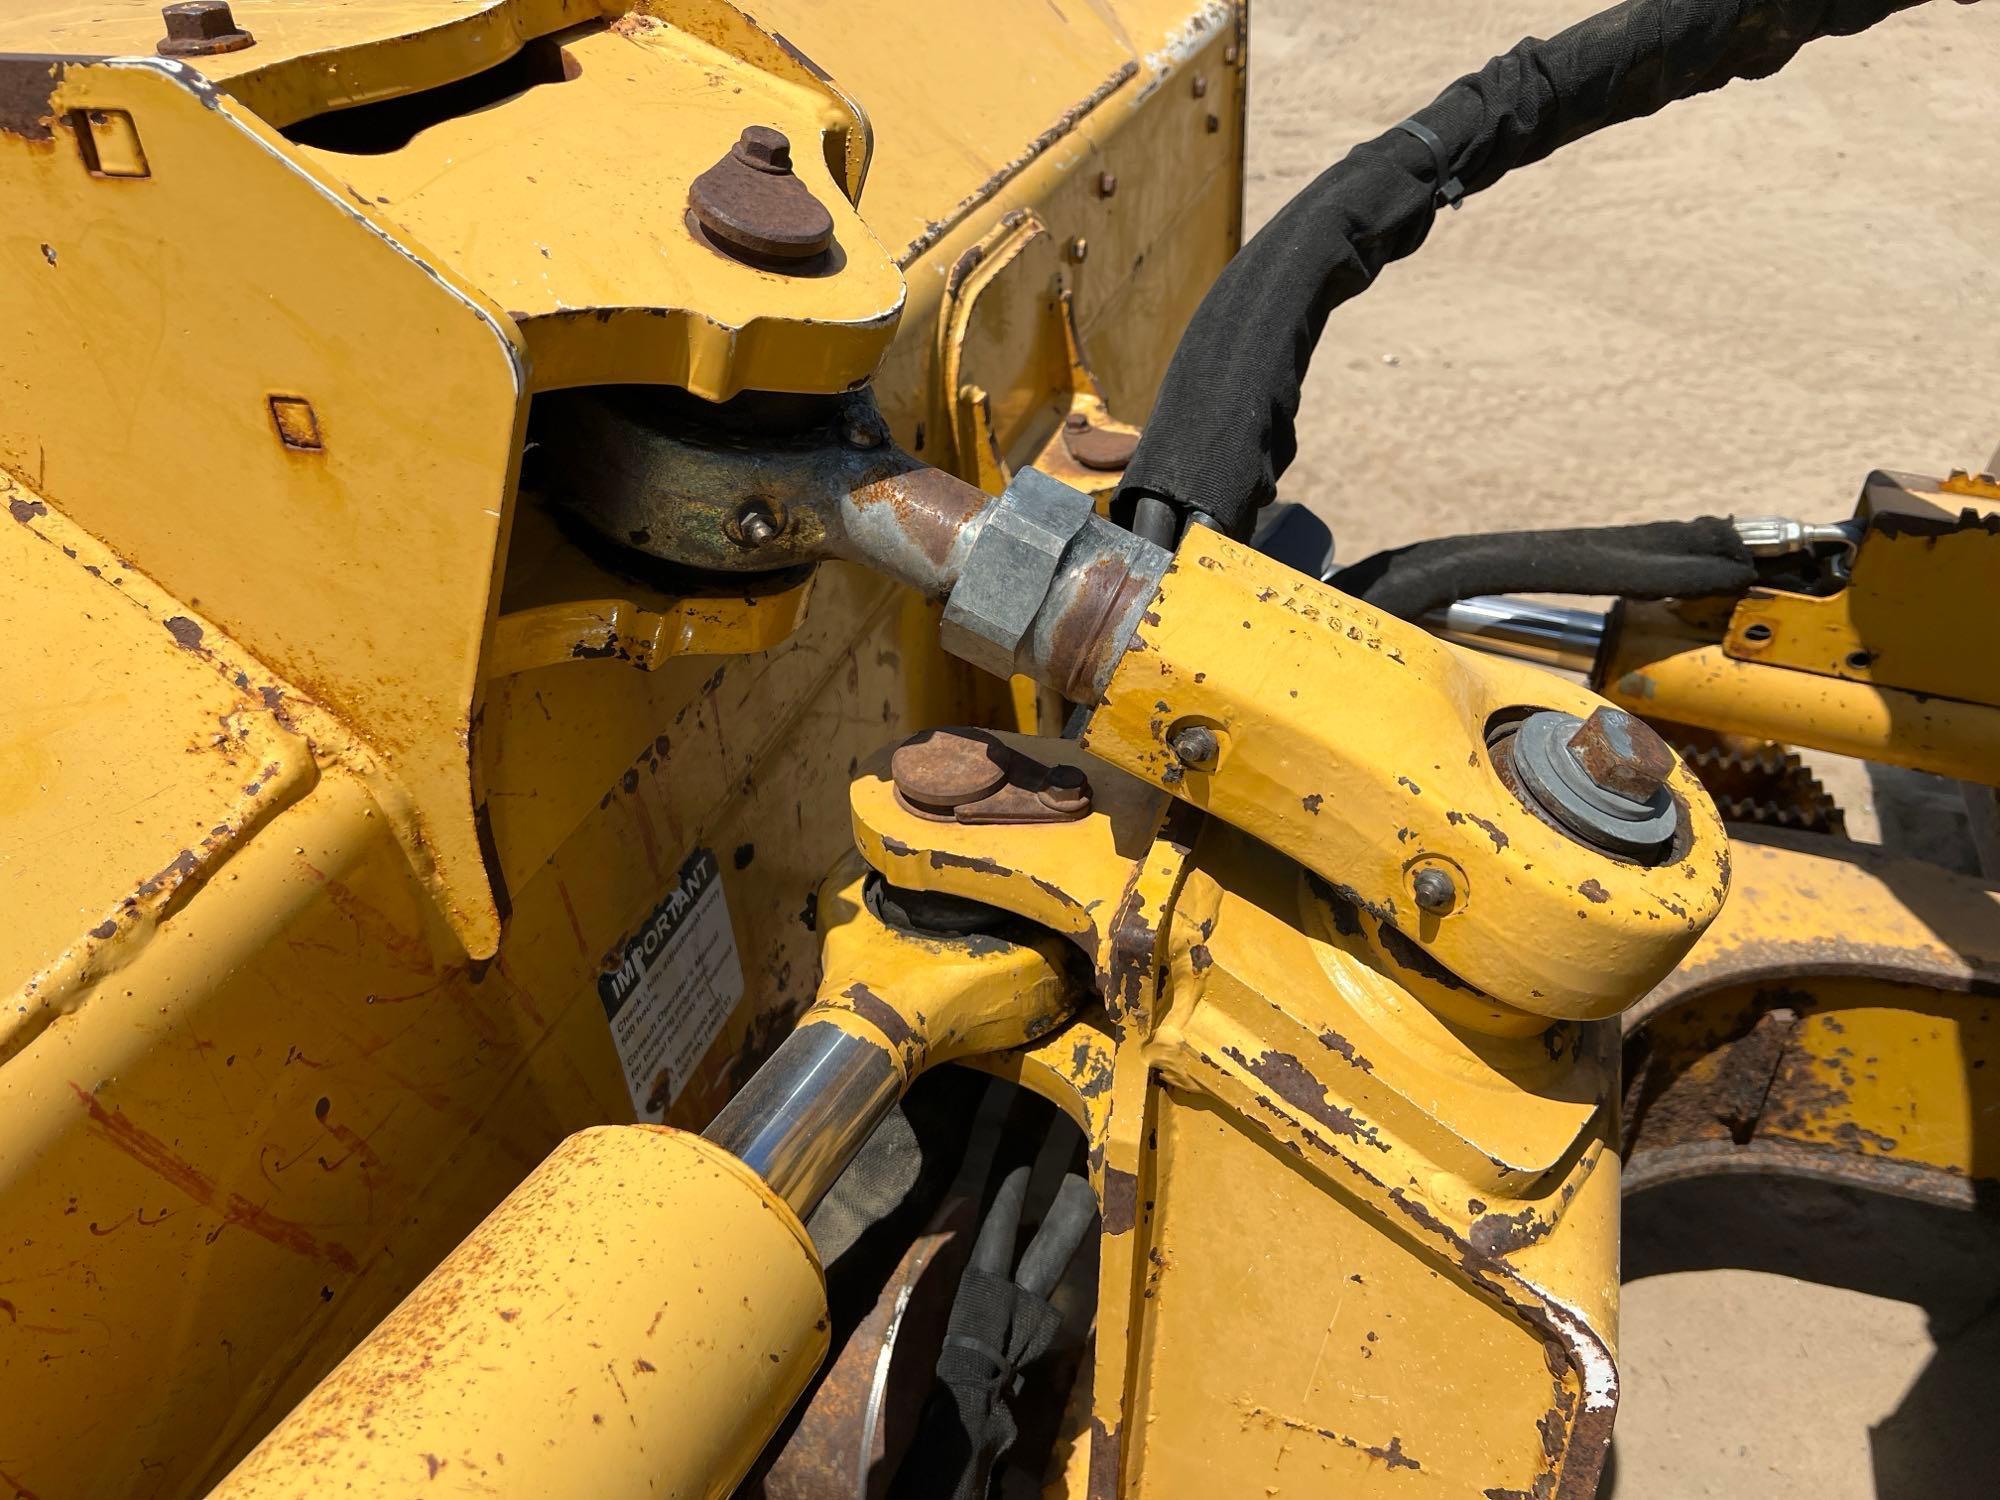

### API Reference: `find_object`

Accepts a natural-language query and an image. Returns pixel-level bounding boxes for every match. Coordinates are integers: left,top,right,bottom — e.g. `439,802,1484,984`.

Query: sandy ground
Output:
1242,3,2000,1497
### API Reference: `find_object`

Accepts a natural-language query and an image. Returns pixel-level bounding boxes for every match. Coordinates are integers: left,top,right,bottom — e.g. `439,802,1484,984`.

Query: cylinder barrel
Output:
211,1127,828,1500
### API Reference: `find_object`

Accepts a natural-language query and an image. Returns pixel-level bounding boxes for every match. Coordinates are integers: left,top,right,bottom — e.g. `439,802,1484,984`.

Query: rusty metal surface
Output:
1633,829,2000,1026
1660,722,1847,835
1566,705,1674,801
687,125,836,266
534,387,1015,601
156,1,254,57
1060,410,1140,472
890,727,1093,824
749,1196,979,1500
1623,973,1998,1213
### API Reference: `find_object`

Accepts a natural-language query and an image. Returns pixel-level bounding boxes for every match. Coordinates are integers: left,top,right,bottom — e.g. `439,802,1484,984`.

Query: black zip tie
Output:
1391,118,1464,210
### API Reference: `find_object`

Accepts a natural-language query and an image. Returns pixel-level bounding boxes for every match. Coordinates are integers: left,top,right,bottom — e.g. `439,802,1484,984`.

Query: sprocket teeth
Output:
1650,721,1846,837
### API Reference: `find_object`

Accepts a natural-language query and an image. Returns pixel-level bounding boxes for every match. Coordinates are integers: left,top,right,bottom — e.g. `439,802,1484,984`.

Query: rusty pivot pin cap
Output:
891,729,1009,816
687,125,835,268
158,1,257,57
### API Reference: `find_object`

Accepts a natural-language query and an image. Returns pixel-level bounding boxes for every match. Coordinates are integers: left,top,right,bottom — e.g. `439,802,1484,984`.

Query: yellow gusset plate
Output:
0,478,315,1058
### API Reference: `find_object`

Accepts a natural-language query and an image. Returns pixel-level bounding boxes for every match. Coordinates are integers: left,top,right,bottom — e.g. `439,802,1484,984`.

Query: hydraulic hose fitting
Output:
939,468,1172,700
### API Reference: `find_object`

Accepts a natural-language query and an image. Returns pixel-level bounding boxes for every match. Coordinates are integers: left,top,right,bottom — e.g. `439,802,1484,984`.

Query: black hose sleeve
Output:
1336,515,1755,619
1013,1174,1099,1297
1117,0,1931,538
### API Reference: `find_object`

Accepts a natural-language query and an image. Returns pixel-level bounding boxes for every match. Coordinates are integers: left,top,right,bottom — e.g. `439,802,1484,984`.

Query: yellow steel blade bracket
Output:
1081,527,1729,1021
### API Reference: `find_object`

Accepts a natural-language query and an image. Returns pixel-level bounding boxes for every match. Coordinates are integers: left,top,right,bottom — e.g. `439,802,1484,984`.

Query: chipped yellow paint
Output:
0,1,1245,1492
488,500,817,676
210,1126,828,1500
851,731,1622,1500
1603,601,2000,786
808,859,1080,1078
1082,526,1730,1022
1722,472,2000,705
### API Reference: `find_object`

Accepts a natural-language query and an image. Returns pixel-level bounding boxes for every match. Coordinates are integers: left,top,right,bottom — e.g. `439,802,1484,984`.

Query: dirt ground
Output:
1242,3,2000,1496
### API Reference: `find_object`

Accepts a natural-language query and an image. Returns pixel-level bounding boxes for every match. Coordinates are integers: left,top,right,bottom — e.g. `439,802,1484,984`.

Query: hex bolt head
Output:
1097,170,1118,198
1038,762,1092,815
1191,73,1209,98
1566,706,1675,802
1067,236,1089,263
734,500,781,546
732,125,793,173
158,1,256,56
1412,868,1457,913
1169,723,1219,769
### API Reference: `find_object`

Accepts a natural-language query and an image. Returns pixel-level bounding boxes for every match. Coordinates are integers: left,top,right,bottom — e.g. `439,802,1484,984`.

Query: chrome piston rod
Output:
702,1022,901,1218
1420,596,1608,674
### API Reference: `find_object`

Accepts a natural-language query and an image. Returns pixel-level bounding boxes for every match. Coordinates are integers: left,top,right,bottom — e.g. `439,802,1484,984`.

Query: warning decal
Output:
598,847,745,1121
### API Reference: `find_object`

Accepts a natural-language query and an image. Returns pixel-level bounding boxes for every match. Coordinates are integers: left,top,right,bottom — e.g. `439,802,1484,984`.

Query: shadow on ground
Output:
1604,1175,2000,1498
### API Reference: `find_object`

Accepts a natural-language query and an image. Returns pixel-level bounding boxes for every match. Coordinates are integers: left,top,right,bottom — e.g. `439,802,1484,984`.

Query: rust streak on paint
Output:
71,1084,359,1273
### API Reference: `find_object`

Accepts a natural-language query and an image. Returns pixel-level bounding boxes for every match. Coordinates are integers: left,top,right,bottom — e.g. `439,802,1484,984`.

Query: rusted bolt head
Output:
688,125,833,267
732,125,793,174
159,1,255,56
1097,170,1118,198
1566,707,1675,802
1205,113,1221,134
1064,411,1090,432
1412,868,1456,914
840,416,883,450
1038,762,1092,815
1169,723,1219,769
892,730,1009,813
1191,73,1209,99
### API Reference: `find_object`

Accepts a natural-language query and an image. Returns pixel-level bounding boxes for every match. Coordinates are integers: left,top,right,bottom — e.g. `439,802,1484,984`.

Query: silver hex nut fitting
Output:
940,468,1097,679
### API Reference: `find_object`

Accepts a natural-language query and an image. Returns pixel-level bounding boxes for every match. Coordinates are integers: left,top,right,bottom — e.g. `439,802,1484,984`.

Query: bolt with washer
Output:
1169,723,1219,768
1412,868,1457,913
158,1,256,56
1565,707,1674,802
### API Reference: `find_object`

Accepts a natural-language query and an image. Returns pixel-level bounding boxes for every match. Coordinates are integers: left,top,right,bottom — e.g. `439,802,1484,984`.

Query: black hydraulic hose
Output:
1117,0,1934,540
1012,1174,1099,1297
1337,515,1755,619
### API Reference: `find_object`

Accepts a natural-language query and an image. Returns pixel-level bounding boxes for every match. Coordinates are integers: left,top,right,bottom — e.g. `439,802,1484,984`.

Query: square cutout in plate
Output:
268,396,323,451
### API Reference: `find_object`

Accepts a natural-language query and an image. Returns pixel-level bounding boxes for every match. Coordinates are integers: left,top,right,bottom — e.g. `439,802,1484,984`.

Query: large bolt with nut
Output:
1565,707,1674,802
1505,706,1679,860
